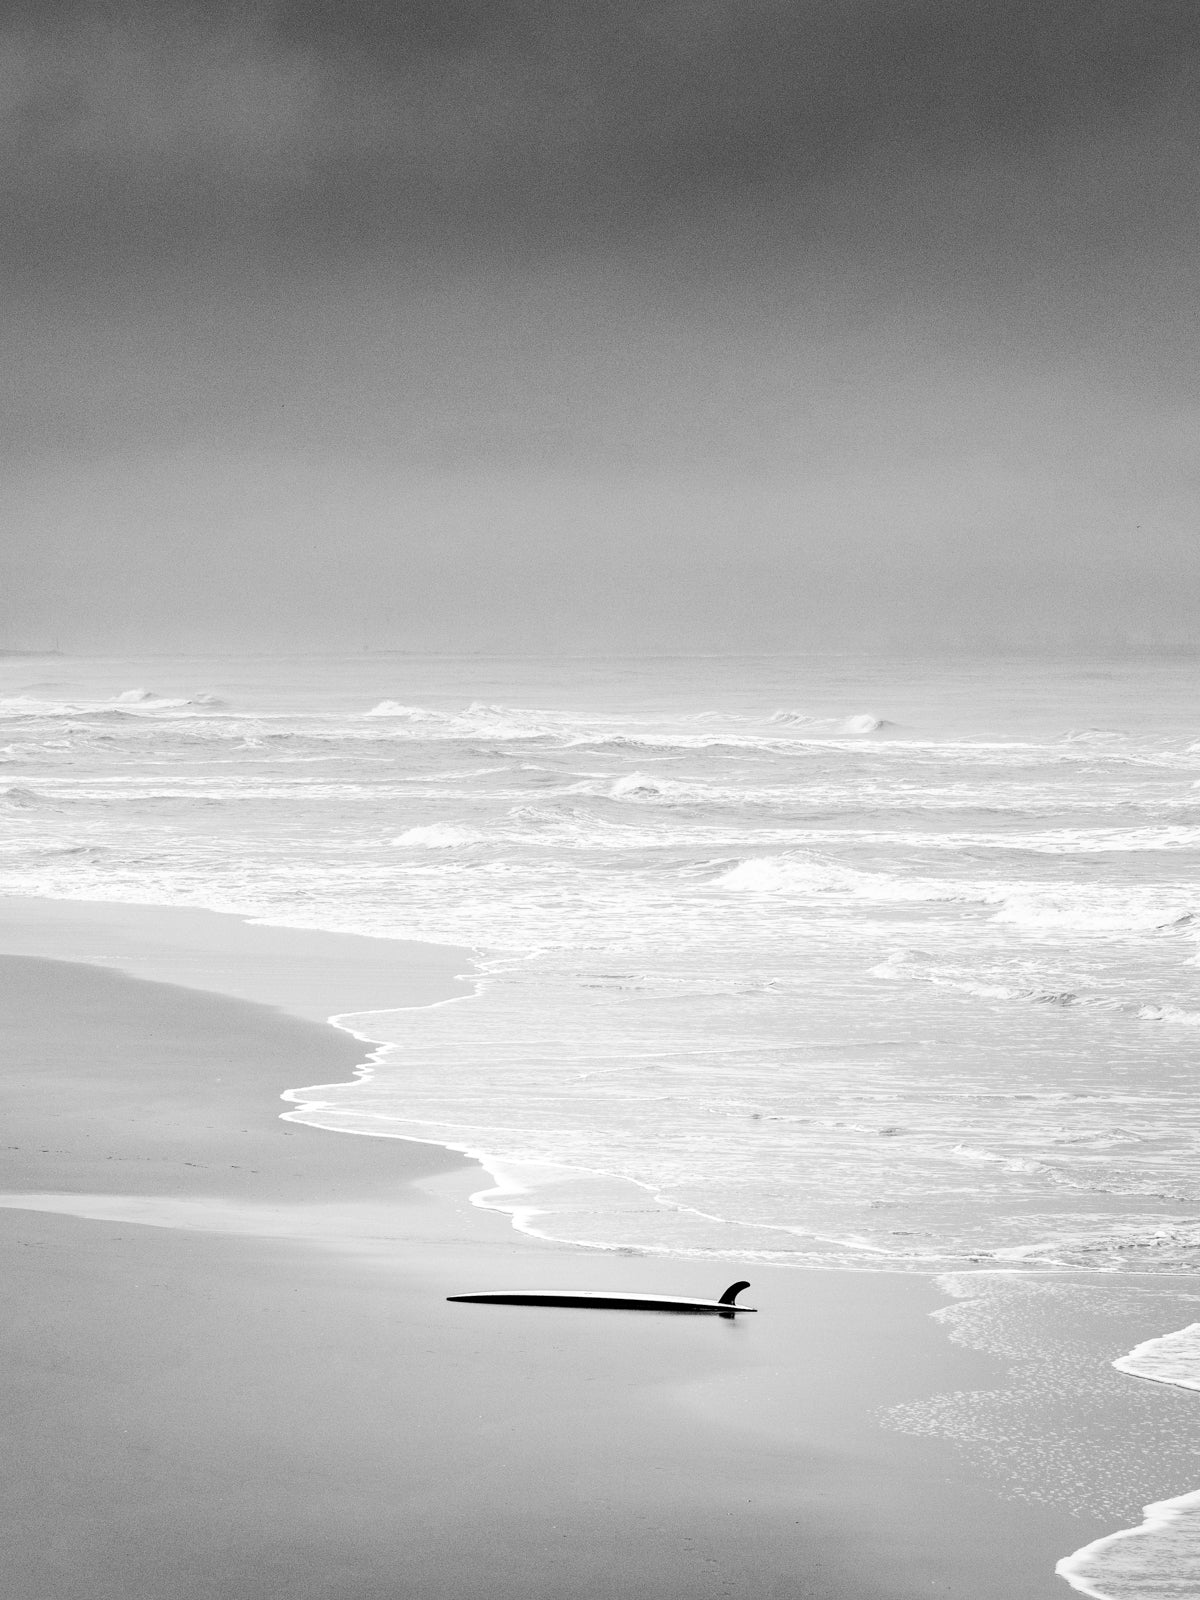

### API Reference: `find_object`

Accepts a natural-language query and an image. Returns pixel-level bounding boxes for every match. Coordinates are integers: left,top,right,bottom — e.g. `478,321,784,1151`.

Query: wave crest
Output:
390,824,481,847
715,852,990,902
769,710,892,735
995,888,1198,935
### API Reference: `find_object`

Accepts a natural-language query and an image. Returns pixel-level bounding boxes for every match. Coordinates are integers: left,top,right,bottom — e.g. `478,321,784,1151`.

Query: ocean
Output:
2,649,1198,1594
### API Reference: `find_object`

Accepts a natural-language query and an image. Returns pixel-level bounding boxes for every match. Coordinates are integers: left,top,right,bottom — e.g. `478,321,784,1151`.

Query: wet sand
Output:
0,900,1104,1597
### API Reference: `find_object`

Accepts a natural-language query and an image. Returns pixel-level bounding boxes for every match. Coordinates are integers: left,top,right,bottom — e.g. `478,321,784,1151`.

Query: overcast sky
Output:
4,0,1198,652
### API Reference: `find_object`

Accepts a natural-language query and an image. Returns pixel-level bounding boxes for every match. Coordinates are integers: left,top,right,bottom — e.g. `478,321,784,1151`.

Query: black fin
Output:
718,1280,750,1305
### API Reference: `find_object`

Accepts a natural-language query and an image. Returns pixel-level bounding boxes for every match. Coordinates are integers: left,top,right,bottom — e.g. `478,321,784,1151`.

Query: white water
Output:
1057,1491,1200,1599
1055,1321,1200,1597
5,654,1199,1270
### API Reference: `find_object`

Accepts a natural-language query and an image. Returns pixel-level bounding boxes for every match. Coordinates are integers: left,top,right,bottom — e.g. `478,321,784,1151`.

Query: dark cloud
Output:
3,2,1199,651
6,1,1199,278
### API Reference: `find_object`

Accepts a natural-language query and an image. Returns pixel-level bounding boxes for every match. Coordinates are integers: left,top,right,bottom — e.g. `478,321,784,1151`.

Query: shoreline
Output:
0,892,1181,1596
0,891,481,1023
1053,1325,1200,1596
1056,1487,1200,1598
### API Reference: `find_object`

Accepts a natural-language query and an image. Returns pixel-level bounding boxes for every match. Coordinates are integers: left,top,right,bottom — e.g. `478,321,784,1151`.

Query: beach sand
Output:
0,899,1106,1597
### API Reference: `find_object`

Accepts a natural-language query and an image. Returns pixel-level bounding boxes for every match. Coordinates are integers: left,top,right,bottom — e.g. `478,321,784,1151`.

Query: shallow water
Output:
4,652,1198,1271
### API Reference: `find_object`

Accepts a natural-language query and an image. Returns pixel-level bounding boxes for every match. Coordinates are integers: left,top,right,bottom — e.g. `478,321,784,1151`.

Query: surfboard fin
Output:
718,1280,751,1305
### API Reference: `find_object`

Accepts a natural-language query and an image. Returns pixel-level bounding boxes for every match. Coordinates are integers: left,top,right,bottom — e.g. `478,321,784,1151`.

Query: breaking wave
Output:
715,852,994,902
768,710,893,734
364,700,571,741
390,824,481,848
995,888,1198,934
0,690,226,718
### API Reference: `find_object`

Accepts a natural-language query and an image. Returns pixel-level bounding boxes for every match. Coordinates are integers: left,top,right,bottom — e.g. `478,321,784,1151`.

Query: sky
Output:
3,0,1199,653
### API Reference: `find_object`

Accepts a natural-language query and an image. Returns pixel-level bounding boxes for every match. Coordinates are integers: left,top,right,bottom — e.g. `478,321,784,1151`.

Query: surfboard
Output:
446,1280,756,1315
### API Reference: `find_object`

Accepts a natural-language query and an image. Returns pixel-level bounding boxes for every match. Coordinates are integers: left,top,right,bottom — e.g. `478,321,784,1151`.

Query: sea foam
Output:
6,656,1200,1283
390,824,480,847
715,851,993,902
1114,1324,1200,1392
1056,1325,1200,1598
1057,1490,1200,1598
